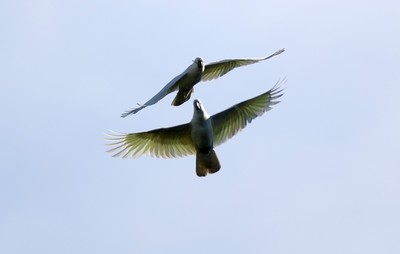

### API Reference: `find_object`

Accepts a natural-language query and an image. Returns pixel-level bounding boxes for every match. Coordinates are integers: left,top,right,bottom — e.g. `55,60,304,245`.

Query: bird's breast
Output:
191,118,213,150
179,65,202,89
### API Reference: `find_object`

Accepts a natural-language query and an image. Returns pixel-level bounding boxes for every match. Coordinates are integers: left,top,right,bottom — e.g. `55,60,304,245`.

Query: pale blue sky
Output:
1,0,399,253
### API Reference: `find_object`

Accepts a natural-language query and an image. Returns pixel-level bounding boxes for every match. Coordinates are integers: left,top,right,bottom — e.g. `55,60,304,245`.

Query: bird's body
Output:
121,48,285,117
191,99,212,150
190,100,220,176
170,58,204,106
108,83,284,177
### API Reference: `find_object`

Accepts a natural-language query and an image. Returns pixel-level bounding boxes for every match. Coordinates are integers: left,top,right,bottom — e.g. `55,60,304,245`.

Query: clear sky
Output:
1,0,399,253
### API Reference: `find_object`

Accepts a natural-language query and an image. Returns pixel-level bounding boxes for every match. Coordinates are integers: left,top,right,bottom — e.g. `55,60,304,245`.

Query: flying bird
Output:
121,48,285,117
108,83,284,177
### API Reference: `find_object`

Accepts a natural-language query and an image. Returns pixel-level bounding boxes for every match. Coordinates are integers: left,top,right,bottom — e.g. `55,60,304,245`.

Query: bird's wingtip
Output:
263,48,286,60
267,78,286,104
120,104,147,117
275,48,285,55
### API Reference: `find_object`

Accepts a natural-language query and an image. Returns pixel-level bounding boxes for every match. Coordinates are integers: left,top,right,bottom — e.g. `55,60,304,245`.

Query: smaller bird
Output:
108,82,284,177
121,48,285,117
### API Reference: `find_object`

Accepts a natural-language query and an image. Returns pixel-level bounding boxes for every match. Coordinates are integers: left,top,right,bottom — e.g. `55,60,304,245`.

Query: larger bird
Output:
108,83,284,177
121,48,285,117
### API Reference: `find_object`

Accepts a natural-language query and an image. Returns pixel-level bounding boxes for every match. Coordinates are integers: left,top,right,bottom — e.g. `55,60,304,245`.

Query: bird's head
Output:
192,99,208,119
193,57,204,70
194,99,202,112
192,99,211,121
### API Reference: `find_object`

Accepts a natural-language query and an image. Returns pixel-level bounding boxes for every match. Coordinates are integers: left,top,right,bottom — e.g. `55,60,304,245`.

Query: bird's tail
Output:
196,149,221,177
171,88,193,106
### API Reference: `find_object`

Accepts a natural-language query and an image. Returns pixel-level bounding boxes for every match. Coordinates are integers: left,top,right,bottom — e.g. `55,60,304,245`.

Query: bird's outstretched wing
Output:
106,123,195,158
121,72,188,117
211,81,284,147
201,48,285,82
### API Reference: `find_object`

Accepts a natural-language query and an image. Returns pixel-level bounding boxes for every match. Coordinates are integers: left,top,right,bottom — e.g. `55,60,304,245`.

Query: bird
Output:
108,82,284,177
121,48,285,117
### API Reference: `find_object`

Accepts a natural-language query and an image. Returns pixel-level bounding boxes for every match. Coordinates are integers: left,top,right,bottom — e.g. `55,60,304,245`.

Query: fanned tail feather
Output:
196,149,221,177
171,88,194,106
